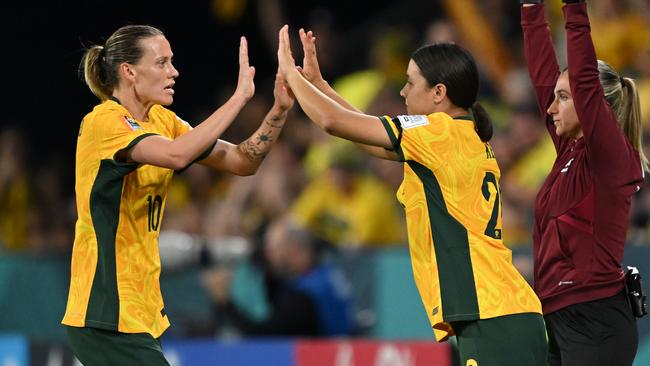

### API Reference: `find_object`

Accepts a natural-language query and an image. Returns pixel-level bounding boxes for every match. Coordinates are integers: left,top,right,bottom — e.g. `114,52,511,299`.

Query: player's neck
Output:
112,88,153,121
446,106,469,119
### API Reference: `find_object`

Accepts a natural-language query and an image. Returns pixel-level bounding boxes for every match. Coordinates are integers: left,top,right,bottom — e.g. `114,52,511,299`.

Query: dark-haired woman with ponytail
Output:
61,25,294,365
276,26,547,365
521,0,646,365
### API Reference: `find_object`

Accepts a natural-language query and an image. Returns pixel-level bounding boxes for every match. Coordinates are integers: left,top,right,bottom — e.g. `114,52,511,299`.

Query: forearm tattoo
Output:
238,113,286,161
238,138,267,161
265,114,285,129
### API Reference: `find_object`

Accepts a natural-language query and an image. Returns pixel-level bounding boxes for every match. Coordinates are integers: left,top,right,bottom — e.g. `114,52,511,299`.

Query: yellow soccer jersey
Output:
62,99,192,338
290,172,405,247
380,113,541,342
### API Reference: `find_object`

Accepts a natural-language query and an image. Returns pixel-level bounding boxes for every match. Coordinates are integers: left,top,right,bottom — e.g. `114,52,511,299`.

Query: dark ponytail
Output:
472,102,493,142
412,43,493,141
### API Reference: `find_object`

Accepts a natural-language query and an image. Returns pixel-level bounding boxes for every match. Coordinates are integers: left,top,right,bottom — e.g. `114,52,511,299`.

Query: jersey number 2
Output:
147,194,163,232
481,172,502,240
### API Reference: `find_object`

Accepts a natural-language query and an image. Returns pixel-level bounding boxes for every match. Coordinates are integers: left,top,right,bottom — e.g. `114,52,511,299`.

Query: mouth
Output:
164,82,175,95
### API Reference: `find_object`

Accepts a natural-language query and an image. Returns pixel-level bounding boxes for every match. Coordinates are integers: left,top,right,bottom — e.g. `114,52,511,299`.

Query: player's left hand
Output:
277,25,297,78
235,36,256,103
298,28,326,87
273,71,295,112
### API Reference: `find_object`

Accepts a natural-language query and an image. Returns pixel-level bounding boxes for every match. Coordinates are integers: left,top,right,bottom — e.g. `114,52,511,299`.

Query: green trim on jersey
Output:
86,159,139,330
175,141,218,174
454,115,473,121
379,116,405,161
113,133,158,161
407,160,480,321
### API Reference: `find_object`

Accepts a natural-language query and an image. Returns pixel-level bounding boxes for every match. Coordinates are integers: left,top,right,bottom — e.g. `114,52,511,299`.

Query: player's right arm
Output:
121,37,255,170
297,28,398,161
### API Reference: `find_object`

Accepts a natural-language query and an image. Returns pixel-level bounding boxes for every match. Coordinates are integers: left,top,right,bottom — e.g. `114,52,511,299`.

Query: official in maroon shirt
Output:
521,0,646,365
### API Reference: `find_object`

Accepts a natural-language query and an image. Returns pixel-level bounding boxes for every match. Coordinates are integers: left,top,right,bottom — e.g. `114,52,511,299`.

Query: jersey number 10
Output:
147,194,163,232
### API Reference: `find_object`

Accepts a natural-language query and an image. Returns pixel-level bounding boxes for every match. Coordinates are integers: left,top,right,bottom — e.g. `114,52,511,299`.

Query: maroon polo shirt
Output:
521,3,644,314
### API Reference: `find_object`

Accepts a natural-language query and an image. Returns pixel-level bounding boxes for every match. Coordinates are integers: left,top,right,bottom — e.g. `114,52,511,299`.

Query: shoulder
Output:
88,100,123,118
83,100,128,131
149,104,178,121
150,105,191,129
391,113,452,130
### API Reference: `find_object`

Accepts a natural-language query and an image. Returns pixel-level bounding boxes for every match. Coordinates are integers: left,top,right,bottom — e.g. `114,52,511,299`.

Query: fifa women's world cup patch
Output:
397,115,429,129
121,116,142,131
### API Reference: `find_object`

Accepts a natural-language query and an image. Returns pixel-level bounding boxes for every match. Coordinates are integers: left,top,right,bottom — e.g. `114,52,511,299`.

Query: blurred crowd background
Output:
1,0,650,353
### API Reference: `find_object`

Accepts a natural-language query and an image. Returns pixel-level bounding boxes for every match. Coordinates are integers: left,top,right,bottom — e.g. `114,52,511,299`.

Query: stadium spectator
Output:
203,217,356,337
0,128,31,251
290,141,406,248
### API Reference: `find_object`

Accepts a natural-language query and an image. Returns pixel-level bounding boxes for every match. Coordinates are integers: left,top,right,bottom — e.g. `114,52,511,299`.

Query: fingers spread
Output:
299,28,308,48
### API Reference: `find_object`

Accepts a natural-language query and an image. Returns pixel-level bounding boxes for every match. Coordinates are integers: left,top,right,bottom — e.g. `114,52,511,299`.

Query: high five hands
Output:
273,70,295,112
277,25,328,93
235,36,256,103
277,25,297,80
297,28,326,87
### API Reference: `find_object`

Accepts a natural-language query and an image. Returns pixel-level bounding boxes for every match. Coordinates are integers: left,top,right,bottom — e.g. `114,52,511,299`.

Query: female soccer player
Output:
521,0,646,365
276,25,547,365
62,25,293,365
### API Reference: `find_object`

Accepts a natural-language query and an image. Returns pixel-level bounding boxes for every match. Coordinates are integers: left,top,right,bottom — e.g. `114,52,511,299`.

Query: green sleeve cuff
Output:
379,116,405,162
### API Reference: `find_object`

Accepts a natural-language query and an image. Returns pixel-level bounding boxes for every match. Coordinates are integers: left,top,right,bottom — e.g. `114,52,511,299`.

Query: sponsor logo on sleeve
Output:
121,116,142,131
397,115,429,129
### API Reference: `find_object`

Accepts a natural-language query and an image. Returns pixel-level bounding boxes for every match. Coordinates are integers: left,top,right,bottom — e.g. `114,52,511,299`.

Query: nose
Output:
170,63,179,79
547,98,558,116
400,84,407,99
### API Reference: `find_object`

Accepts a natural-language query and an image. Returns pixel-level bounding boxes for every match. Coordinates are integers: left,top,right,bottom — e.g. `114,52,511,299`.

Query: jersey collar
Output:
453,114,473,121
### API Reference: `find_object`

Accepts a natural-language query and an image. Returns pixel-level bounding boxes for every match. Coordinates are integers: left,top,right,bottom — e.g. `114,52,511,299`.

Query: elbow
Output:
319,113,339,135
233,165,258,176
170,158,190,171
231,155,260,176
168,151,193,171
316,105,350,135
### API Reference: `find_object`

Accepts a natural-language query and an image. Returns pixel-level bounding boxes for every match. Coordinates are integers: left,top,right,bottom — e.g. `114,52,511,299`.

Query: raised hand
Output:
235,36,256,102
277,25,297,78
298,28,326,86
273,71,295,112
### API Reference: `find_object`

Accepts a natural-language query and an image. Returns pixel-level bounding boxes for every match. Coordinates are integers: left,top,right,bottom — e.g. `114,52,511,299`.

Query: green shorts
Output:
452,312,548,366
66,326,170,366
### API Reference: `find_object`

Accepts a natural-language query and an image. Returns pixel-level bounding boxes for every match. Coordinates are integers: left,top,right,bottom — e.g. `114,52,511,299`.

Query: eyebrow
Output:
555,89,570,94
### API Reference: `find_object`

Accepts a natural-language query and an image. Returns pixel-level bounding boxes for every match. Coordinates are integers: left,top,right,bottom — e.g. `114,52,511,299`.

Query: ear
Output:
118,62,137,83
431,83,447,104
